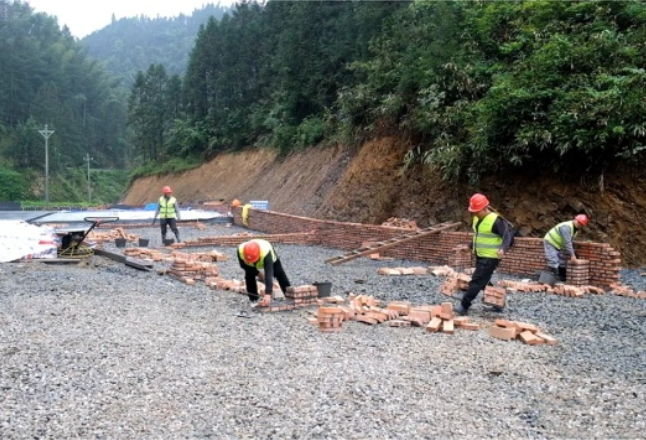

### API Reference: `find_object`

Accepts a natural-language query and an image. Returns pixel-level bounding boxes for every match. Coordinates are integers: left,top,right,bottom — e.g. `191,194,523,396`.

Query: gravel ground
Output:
1,223,645,439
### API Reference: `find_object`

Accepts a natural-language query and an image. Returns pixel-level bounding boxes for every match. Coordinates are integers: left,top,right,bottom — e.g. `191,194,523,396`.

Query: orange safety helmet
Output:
231,199,241,208
162,186,172,194
575,214,589,226
242,241,261,263
468,193,489,213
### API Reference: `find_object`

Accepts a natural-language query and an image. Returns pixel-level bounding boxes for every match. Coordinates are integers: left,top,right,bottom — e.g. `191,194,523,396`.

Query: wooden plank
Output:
324,221,461,266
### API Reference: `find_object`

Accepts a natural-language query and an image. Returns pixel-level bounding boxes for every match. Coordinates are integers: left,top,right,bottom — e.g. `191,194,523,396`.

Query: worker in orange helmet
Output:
152,186,181,243
238,239,291,307
543,214,589,282
455,193,514,316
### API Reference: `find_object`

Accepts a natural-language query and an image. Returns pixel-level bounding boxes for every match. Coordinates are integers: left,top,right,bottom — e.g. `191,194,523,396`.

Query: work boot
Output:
558,266,567,282
454,304,468,316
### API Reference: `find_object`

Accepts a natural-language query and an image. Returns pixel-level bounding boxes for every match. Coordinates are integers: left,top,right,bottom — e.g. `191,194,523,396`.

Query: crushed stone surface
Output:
0,223,645,439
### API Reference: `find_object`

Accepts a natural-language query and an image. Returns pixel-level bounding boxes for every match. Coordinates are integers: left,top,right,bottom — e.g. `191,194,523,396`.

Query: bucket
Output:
138,238,150,247
115,238,127,248
538,270,557,286
313,281,332,298
163,238,175,246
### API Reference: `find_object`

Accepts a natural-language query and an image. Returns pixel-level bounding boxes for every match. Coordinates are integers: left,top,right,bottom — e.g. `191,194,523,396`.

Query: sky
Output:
26,0,238,38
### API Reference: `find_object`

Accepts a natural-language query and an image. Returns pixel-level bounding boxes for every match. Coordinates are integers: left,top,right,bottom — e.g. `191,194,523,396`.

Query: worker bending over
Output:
152,185,181,243
238,239,291,307
456,193,513,316
543,214,589,282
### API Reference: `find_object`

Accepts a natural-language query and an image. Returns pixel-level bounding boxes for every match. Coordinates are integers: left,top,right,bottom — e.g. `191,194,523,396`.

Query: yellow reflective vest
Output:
544,221,577,250
472,213,502,259
241,203,252,226
158,196,177,219
238,239,276,269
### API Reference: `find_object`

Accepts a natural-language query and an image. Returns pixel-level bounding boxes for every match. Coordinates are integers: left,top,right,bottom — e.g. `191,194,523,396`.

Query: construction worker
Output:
152,186,181,243
228,198,241,216
543,214,589,281
241,202,252,226
455,193,514,316
238,239,291,307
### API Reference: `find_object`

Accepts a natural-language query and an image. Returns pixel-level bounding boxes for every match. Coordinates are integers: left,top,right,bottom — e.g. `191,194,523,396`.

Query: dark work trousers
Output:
160,217,180,241
245,259,291,302
461,256,501,310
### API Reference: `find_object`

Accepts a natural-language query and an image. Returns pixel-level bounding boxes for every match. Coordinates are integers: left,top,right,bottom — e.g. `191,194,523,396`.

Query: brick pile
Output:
87,227,139,243
123,247,169,262
489,319,558,345
316,307,345,333
169,250,228,262
167,258,219,285
608,283,646,299
483,286,506,308
381,217,419,229
377,267,428,275
440,273,471,297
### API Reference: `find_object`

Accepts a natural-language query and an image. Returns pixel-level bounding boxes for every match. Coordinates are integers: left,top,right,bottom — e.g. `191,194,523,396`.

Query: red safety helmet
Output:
242,241,261,263
575,214,589,226
468,193,490,213
162,186,172,194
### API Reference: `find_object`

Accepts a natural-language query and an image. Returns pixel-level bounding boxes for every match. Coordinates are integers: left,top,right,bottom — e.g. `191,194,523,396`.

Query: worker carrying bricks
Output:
455,193,514,316
238,239,292,307
152,185,181,243
543,214,589,282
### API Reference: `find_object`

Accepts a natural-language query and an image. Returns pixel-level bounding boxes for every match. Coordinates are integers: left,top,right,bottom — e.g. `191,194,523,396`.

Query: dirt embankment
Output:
123,138,646,267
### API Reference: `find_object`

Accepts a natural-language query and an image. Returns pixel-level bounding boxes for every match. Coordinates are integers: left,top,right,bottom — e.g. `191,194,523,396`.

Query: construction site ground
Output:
1,223,645,438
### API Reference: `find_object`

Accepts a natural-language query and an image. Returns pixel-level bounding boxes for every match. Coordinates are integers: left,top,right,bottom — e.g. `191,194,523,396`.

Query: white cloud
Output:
25,0,238,38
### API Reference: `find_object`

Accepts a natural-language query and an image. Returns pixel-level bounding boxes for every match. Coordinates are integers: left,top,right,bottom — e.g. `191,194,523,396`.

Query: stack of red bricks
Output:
87,228,139,244
124,247,169,261
440,273,471,297
381,217,419,229
316,307,345,333
424,302,480,333
608,282,646,299
285,285,319,308
377,267,429,276
566,259,590,286
483,286,506,308
169,250,228,262
489,319,558,345
498,279,607,297
167,258,219,285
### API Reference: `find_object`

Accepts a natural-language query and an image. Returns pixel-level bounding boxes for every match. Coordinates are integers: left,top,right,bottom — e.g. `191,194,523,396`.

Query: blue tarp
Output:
144,203,158,211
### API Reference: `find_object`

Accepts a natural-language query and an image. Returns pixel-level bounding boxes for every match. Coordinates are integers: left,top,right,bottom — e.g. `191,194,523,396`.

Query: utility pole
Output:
38,124,54,209
83,153,93,204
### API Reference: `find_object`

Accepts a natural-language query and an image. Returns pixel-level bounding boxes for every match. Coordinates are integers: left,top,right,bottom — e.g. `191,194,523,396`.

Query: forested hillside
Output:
81,4,230,89
0,0,130,203
128,0,646,186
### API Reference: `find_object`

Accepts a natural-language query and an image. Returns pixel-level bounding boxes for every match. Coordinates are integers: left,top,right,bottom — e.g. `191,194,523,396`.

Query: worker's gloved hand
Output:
259,294,271,307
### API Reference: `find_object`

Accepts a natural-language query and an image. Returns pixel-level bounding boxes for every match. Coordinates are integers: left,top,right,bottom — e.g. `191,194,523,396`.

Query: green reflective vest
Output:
158,196,177,219
238,239,276,269
544,221,577,250
472,213,502,259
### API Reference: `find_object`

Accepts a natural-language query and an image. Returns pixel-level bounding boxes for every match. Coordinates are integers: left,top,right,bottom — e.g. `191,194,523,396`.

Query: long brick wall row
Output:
233,209,620,288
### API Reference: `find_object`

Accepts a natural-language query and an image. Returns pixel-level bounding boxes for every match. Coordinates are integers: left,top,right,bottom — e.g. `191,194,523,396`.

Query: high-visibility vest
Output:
472,212,502,259
238,239,276,269
544,221,577,250
158,196,177,219
241,203,252,226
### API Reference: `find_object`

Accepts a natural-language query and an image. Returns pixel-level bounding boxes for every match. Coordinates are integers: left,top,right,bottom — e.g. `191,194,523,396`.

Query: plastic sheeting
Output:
0,221,59,262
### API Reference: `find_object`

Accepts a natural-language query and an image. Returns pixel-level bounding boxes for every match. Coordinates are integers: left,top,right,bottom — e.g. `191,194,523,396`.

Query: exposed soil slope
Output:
124,138,646,267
